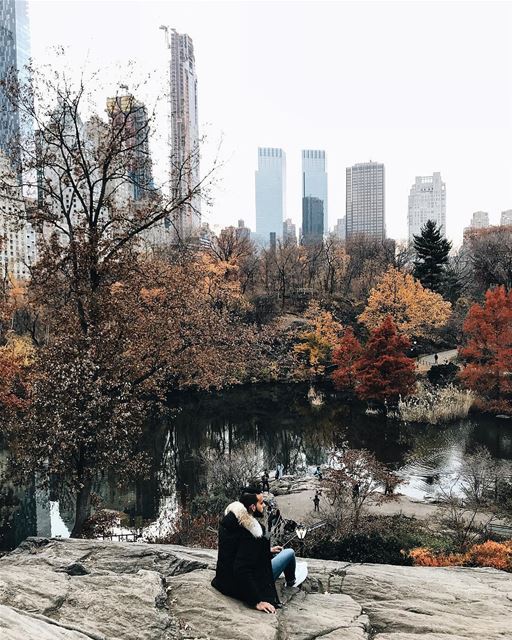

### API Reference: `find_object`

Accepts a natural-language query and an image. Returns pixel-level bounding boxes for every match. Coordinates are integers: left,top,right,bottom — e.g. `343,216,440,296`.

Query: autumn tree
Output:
464,225,512,297
355,316,416,409
358,266,452,338
413,220,452,294
0,64,232,535
459,286,512,413
332,327,363,396
293,303,344,380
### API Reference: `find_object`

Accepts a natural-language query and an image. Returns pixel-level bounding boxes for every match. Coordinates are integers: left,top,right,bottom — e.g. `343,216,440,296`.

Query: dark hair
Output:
240,485,261,498
240,494,258,510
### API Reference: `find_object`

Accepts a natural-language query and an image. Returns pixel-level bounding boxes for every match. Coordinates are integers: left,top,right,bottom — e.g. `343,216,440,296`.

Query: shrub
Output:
410,540,512,572
427,363,459,386
309,532,413,565
397,383,474,424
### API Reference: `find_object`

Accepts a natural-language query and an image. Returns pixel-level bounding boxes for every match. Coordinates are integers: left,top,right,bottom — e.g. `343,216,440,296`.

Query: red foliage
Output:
355,316,416,405
459,286,512,412
410,540,512,572
332,327,363,394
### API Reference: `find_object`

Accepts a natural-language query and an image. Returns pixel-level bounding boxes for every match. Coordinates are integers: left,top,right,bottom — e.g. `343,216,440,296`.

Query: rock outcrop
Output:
0,537,511,640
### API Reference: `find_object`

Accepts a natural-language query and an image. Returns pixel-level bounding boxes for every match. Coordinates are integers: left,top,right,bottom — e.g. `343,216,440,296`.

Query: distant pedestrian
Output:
434,353,438,365
275,465,280,481
313,466,323,481
352,482,360,501
313,491,320,512
261,470,270,493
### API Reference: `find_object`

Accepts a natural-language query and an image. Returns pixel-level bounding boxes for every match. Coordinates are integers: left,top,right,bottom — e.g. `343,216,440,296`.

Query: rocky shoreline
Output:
1,537,511,639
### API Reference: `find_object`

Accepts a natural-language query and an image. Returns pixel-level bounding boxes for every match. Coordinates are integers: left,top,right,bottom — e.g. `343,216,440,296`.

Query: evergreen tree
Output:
413,220,452,294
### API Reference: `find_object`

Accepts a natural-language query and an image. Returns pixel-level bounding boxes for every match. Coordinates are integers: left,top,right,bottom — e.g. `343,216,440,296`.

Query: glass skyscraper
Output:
255,147,286,244
0,0,30,168
302,150,328,237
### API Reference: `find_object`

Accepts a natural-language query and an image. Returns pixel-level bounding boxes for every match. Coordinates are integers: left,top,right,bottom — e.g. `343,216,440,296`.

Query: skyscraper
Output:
302,196,324,244
255,147,286,244
302,150,327,236
106,93,153,202
469,211,489,229
346,161,385,240
163,27,200,240
408,172,446,241
333,216,346,240
283,218,297,244
501,210,512,226
0,0,30,173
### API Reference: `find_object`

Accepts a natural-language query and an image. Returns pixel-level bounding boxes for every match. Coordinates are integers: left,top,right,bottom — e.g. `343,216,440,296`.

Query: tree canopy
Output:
358,266,452,338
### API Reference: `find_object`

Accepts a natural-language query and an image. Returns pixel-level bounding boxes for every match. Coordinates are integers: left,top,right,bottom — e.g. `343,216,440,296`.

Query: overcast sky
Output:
29,0,512,244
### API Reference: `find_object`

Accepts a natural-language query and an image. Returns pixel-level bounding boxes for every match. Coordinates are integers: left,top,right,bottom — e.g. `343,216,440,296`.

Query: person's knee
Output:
282,548,295,562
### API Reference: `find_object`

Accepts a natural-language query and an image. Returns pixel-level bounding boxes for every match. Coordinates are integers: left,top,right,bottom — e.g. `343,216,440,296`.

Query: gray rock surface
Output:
0,538,511,640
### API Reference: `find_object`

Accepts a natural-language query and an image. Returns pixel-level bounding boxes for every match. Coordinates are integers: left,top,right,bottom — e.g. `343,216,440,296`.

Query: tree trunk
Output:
70,477,93,537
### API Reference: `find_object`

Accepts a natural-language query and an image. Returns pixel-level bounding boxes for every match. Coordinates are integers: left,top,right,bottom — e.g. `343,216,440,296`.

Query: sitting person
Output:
211,494,297,614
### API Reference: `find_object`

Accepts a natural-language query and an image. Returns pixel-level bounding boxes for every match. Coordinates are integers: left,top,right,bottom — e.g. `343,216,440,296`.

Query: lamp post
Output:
295,524,308,557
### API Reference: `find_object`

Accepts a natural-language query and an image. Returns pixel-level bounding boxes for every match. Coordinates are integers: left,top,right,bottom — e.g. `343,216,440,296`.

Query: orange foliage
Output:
459,286,512,412
410,540,512,572
359,267,451,338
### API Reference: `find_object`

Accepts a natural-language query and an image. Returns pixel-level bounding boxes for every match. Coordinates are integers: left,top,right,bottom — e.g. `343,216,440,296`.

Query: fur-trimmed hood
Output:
224,501,263,538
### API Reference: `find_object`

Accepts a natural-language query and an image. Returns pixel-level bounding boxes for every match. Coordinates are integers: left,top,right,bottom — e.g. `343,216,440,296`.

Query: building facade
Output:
166,27,200,240
106,94,154,203
255,147,286,245
333,216,346,240
302,196,324,244
0,0,30,175
283,217,297,244
346,161,385,240
302,150,327,236
407,172,446,241
470,211,489,229
501,210,512,226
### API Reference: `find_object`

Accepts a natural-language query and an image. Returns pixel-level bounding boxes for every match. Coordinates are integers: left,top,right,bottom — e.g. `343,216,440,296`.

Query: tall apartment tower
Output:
501,210,512,226
164,27,200,240
408,172,446,241
346,161,385,240
470,211,489,229
334,216,346,240
0,0,30,174
302,196,324,244
255,147,286,245
302,150,327,236
106,94,154,202
283,218,297,244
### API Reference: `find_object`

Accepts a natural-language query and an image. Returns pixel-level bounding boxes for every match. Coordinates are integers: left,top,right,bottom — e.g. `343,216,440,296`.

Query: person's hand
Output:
271,545,283,553
256,601,276,614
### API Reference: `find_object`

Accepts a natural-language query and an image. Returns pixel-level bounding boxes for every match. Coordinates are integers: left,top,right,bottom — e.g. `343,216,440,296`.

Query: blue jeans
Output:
271,548,296,584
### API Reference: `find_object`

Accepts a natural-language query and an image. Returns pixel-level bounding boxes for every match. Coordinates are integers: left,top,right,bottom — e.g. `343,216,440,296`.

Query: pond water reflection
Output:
1,383,512,549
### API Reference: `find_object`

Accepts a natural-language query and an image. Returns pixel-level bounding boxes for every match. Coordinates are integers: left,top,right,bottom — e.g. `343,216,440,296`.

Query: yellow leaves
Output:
358,267,452,338
1,334,35,367
294,303,344,377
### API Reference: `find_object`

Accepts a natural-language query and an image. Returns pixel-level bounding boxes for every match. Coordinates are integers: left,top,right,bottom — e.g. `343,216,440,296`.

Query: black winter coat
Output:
211,501,278,607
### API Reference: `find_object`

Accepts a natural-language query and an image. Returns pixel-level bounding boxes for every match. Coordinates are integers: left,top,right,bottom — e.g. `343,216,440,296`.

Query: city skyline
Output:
21,0,512,245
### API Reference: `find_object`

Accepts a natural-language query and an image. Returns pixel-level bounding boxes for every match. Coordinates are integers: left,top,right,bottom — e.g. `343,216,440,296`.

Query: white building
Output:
407,172,446,242
333,216,346,240
0,153,36,280
501,210,512,226
346,161,385,240
469,210,489,229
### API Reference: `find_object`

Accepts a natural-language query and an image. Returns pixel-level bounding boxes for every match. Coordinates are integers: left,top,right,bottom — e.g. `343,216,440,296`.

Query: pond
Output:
1,383,512,549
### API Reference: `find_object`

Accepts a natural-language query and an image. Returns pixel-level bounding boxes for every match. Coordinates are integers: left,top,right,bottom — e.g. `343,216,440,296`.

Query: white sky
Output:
28,0,512,244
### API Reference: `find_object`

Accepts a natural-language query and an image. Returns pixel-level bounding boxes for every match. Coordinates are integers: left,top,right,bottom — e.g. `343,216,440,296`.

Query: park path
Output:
416,348,458,371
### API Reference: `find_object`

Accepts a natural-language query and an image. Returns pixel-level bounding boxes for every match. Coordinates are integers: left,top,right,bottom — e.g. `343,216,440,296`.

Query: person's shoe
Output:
273,600,284,609
286,561,308,588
